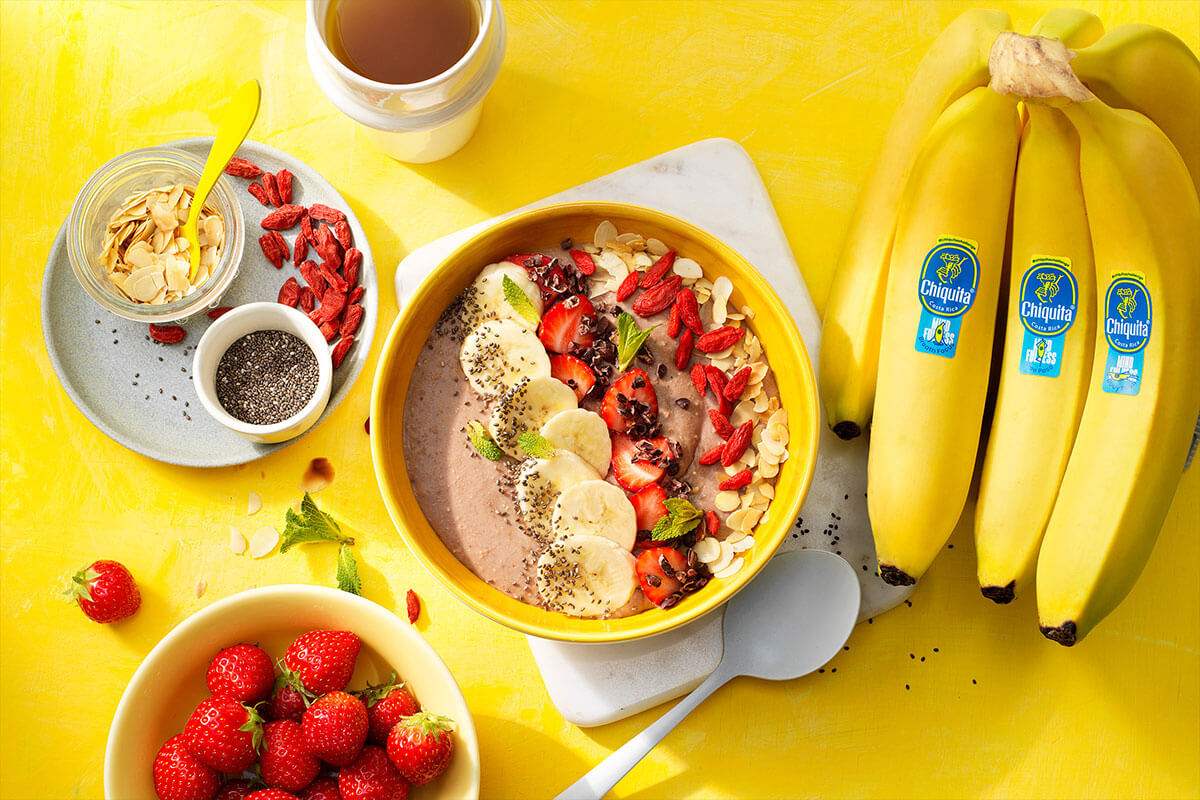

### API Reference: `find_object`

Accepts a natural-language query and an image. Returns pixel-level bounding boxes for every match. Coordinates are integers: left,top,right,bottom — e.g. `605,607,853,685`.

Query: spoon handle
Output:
553,664,734,800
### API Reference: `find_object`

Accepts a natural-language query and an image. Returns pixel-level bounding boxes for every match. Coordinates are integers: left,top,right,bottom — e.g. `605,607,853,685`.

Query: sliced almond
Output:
249,526,279,559
713,557,744,580
247,492,262,516
715,490,741,512
693,537,721,563
758,460,780,479
195,579,207,598
229,525,247,555
645,237,670,256
672,257,703,279
710,540,735,573
724,530,748,545
594,220,618,248
730,535,755,553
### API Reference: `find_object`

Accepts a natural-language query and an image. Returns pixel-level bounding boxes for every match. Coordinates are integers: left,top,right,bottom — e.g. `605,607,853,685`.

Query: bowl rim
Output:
370,200,820,644
191,302,334,436
103,584,481,796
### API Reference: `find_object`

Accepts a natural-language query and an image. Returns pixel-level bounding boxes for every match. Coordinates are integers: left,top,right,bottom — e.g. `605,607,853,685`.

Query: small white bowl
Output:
193,302,333,443
104,585,481,799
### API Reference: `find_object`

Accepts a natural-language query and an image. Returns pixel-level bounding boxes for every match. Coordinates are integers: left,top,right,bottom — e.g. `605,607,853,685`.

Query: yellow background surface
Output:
2,2,1197,798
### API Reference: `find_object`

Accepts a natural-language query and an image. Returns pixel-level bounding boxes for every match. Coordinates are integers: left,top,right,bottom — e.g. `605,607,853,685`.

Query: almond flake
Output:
672,257,703,279
247,492,262,516
730,535,755,553
229,525,247,555
715,490,741,512
710,540,735,573
195,579,207,598
758,460,780,478
594,220,618,248
249,526,279,559
713,557,744,580
615,232,643,244
693,537,721,563
632,251,653,268
724,530,748,545
645,237,670,256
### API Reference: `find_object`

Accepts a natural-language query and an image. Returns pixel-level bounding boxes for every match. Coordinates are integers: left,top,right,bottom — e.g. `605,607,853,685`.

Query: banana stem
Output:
988,32,1095,102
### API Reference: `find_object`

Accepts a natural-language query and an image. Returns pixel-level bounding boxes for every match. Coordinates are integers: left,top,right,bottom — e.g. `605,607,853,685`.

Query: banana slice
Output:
517,452,600,540
552,480,636,551
539,408,612,475
489,376,578,457
536,534,638,617
464,262,543,330
459,319,551,398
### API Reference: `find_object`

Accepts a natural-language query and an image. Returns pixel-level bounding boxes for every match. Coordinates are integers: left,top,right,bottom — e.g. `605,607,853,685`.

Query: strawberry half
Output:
538,294,596,354
549,353,596,401
600,369,658,433
611,434,668,491
635,547,689,606
630,485,669,532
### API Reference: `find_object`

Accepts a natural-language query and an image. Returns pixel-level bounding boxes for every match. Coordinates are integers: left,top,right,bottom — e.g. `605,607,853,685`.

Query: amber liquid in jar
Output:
325,0,478,85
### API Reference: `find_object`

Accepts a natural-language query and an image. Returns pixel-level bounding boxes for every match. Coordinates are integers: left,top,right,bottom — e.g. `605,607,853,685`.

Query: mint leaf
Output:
616,312,659,372
336,543,361,595
466,420,504,461
518,431,557,459
502,274,540,326
280,493,353,553
651,498,704,541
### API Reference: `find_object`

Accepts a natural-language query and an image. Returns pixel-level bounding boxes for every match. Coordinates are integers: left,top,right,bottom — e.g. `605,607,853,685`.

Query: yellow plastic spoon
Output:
184,79,261,280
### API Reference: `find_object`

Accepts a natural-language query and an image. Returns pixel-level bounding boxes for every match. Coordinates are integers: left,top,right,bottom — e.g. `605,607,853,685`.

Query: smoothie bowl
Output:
372,203,818,643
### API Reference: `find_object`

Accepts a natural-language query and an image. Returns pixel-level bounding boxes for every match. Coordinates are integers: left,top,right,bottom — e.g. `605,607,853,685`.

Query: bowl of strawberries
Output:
105,585,479,799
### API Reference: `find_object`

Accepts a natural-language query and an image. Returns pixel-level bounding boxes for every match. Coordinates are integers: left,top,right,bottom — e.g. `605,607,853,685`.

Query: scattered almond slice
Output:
724,530,748,545
758,460,780,479
195,579,208,598
300,458,335,493
709,540,735,574
249,526,279,559
229,525,248,555
693,537,721,563
715,490,740,512
247,492,262,516
711,276,733,324
594,220,618,248
645,237,670,256
632,251,653,268
714,557,744,580
730,535,755,554
672,257,703,279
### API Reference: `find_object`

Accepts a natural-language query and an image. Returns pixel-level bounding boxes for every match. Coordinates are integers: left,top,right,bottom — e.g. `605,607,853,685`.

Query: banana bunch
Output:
820,9,1200,645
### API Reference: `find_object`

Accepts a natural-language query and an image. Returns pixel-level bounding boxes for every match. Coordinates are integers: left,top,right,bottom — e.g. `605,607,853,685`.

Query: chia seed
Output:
215,330,319,425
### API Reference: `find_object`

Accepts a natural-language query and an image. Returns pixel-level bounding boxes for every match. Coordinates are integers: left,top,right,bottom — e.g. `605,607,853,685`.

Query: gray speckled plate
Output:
40,138,377,467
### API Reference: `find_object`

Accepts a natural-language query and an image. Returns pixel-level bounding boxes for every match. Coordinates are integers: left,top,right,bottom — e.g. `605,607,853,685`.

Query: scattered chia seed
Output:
215,330,319,425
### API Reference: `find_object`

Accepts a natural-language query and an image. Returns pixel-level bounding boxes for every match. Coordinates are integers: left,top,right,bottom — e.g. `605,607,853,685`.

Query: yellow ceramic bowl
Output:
105,585,480,799
371,202,819,643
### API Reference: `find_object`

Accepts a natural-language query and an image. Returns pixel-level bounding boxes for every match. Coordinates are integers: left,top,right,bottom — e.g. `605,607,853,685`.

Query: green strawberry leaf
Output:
616,312,660,372
280,494,353,553
502,274,540,326
517,431,557,459
336,543,361,596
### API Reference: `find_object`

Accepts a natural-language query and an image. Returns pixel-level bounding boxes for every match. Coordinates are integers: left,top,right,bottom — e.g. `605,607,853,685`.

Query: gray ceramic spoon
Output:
554,548,862,800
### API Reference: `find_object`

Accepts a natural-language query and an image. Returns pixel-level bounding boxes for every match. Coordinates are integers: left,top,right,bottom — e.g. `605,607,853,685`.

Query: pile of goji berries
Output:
222,157,364,369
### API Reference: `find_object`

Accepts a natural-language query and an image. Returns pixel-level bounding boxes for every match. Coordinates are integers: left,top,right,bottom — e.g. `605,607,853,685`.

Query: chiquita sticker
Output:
1018,256,1078,378
914,236,979,358
1102,271,1152,395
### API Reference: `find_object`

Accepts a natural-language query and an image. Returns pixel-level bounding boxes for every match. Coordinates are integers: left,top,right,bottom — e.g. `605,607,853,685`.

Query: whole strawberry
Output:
265,681,309,724
385,712,455,786
183,695,263,773
284,630,360,695
299,776,342,800
302,690,368,767
246,790,300,800
338,745,409,800
261,720,320,792
215,781,254,800
207,644,275,703
69,559,140,623
360,676,419,745
153,734,219,800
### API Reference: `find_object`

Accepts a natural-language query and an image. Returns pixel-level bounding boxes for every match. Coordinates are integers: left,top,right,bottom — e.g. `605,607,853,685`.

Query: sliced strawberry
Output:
600,369,659,433
538,294,596,354
635,547,688,606
611,434,666,491
503,253,548,268
630,485,668,532
549,354,597,401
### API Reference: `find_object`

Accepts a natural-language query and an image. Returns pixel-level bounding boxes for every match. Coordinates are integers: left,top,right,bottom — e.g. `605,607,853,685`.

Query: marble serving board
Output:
394,138,913,726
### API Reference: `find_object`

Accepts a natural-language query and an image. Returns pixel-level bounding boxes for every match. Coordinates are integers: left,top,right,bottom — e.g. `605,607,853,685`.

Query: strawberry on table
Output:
299,777,342,800
183,696,263,773
261,720,320,793
338,745,410,800
538,294,596,354
549,353,596,402
153,734,219,800
284,630,361,695
302,690,368,767
68,559,140,623
207,644,275,703
611,434,671,492
600,369,658,434
630,484,669,532
385,712,456,786
635,547,689,607
360,677,420,746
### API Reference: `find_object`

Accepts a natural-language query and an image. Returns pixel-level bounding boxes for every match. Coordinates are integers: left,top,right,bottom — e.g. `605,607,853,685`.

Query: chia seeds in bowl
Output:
215,330,319,425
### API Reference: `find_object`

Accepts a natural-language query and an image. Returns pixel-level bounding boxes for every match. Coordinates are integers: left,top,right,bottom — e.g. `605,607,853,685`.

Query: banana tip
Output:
832,420,862,440
981,582,1016,604
1039,621,1078,646
878,564,916,586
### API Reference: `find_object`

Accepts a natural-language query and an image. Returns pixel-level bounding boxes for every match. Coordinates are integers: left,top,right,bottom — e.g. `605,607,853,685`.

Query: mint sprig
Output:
466,420,504,461
518,431,557,459
336,543,361,595
616,312,659,372
502,274,540,326
281,493,354,553
650,498,704,541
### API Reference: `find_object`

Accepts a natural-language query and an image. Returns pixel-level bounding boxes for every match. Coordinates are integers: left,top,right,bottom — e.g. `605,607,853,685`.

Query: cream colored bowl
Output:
104,585,480,799
372,202,819,643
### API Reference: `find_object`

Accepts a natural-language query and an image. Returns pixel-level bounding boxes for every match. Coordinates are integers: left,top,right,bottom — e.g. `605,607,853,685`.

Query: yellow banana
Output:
1072,24,1200,195
975,105,1096,603
1030,8,1104,48
819,9,1010,439
1037,100,1200,645
867,87,1022,586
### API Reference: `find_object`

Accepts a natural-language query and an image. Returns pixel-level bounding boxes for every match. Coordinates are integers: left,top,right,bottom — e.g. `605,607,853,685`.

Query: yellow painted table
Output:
2,2,1197,798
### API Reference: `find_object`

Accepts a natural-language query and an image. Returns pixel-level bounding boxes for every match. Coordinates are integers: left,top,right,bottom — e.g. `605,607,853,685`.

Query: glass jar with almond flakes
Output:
66,147,244,323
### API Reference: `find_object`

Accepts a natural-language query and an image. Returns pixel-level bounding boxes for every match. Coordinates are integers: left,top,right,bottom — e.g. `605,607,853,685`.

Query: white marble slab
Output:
394,138,913,727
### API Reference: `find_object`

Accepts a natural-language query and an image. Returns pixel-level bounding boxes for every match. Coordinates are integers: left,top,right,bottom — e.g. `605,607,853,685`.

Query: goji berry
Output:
320,320,338,341
722,421,753,466
343,248,362,288
308,203,345,224
301,212,315,245
631,275,682,316
331,335,354,368
674,329,694,370
724,366,752,402
148,323,186,343
224,157,262,179
299,261,326,295
698,444,724,466
697,325,745,353
247,182,270,206
206,306,233,320
316,287,346,324
616,271,639,302
314,225,341,270
718,470,753,491
675,288,704,335
348,286,364,305
333,219,352,250
276,170,293,205
639,250,676,288
260,204,305,231
299,286,316,313
262,172,282,206
705,366,727,398
569,249,595,275
320,262,348,294
705,510,720,536
294,232,308,265
259,233,284,269
667,305,681,338
406,589,420,624
708,409,734,440
277,277,301,308
339,303,363,339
